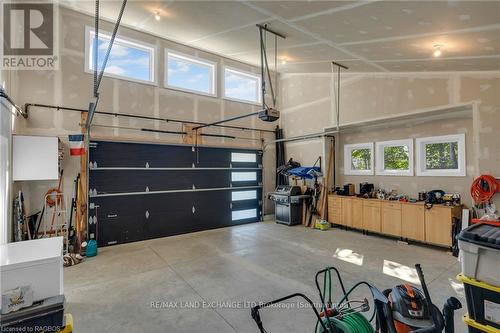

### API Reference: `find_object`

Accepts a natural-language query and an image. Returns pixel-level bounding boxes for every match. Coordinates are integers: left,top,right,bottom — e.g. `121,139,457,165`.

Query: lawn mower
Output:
251,264,461,333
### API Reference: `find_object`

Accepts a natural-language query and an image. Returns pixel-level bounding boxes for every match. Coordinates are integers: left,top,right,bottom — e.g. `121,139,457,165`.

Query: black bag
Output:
425,190,445,209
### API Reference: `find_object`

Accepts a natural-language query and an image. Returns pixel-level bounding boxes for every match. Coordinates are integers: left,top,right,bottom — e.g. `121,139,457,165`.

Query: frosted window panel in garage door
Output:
231,152,256,163
231,172,256,182
232,208,257,221
231,190,257,201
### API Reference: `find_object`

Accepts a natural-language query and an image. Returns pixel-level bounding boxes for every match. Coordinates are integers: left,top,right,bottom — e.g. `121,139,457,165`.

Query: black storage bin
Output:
458,274,500,330
463,314,497,333
1,295,65,332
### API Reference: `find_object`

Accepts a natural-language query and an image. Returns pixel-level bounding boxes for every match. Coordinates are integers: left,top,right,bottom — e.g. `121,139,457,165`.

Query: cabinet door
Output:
363,205,381,232
352,200,363,229
342,198,352,227
382,207,402,237
425,207,452,246
327,196,342,225
401,204,425,241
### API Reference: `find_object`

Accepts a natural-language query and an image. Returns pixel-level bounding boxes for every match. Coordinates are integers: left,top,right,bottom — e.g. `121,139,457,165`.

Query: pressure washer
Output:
251,264,461,333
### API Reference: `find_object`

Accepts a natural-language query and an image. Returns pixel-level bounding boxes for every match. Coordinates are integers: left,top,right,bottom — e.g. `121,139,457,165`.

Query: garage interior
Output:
1,1,499,333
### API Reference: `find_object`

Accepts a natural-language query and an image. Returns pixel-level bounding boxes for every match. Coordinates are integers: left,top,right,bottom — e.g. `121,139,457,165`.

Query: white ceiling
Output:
60,0,500,73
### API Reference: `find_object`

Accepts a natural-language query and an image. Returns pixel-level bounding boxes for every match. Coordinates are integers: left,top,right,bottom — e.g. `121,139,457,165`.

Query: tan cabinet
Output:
326,195,460,248
327,195,343,225
342,197,353,227
402,204,425,241
363,201,381,232
425,206,462,246
352,199,364,229
382,202,402,237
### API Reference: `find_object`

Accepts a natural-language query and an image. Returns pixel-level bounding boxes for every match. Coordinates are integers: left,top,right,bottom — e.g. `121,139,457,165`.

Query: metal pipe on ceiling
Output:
263,129,338,148
89,123,261,141
25,103,275,134
0,88,27,118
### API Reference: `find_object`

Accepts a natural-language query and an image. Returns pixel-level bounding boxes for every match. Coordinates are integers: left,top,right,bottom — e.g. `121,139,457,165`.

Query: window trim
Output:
415,134,466,177
84,26,157,85
223,66,262,106
344,142,374,176
375,139,414,176
164,49,217,97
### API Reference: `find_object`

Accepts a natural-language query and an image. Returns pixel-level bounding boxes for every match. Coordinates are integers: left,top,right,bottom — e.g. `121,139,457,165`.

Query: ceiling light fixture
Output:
154,10,161,21
433,44,442,57
281,59,287,65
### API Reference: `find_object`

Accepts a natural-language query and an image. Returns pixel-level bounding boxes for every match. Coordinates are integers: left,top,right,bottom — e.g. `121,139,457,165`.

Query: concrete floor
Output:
64,221,467,333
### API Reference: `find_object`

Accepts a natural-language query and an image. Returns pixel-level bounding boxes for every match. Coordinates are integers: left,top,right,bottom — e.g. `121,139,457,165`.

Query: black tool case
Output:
0,295,65,332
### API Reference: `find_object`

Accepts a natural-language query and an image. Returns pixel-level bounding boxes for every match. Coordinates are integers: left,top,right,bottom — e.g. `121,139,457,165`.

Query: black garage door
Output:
88,140,263,246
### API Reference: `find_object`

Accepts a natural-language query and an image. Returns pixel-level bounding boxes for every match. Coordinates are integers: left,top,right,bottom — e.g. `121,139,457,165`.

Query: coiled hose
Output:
470,174,500,204
315,268,376,333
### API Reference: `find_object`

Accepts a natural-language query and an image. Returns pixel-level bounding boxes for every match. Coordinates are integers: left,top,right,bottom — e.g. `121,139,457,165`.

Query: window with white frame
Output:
165,51,216,96
344,143,374,175
223,67,261,104
376,139,414,176
85,27,155,84
416,134,466,176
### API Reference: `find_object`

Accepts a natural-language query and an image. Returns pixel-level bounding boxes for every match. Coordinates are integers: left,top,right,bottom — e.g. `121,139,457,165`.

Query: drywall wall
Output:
280,72,500,207
8,7,277,217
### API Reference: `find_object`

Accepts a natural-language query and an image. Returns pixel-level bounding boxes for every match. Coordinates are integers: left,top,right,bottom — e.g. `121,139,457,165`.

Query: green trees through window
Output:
351,149,371,170
425,142,459,170
384,146,409,170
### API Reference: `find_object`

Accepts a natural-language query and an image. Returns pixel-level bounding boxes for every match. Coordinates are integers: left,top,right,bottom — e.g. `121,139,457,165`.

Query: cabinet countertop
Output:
328,194,463,209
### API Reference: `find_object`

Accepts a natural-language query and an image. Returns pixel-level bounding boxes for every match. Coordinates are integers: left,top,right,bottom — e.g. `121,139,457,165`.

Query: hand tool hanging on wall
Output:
68,173,80,252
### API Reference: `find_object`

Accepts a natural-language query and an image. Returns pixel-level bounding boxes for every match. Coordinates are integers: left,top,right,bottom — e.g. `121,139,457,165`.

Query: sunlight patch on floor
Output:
382,260,420,284
333,248,364,266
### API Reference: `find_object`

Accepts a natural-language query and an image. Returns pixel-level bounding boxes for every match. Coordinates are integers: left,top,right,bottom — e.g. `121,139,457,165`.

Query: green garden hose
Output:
317,312,374,333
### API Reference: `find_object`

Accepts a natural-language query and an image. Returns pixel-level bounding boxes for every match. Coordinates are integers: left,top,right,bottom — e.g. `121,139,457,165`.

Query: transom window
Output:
223,67,261,104
375,139,414,176
416,134,466,176
85,27,155,84
165,51,216,96
344,143,374,175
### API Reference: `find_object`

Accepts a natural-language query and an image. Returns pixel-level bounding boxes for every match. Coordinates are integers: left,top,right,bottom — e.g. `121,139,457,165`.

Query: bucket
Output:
86,239,98,257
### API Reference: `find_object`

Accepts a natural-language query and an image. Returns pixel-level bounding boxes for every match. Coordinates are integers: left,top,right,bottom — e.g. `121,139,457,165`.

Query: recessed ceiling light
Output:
154,10,161,21
433,44,442,57
281,60,287,65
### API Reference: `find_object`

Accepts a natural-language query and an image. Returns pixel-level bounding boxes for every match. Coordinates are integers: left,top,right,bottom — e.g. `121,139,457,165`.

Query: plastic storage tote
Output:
458,274,500,330
463,314,498,333
458,223,500,287
0,237,64,311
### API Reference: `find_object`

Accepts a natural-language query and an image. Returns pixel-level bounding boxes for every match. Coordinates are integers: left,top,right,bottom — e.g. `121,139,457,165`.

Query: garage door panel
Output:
89,140,263,246
90,169,233,194
90,141,193,168
193,191,232,229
